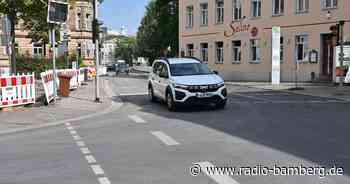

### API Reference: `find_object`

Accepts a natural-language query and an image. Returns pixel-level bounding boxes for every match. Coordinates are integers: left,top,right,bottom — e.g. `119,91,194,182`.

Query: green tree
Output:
136,0,178,65
115,35,136,65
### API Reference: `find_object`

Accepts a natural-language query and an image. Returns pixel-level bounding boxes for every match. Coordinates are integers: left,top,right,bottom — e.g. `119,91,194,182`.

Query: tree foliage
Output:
135,0,178,65
114,35,136,65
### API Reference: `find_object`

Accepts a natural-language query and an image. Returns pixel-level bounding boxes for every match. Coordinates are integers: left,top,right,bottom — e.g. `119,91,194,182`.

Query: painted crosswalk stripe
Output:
73,135,82,140
151,131,180,146
85,155,97,164
76,141,86,147
91,165,105,175
128,115,146,123
81,147,91,154
98,177,111,184
67,126,74,130
197,161,240,184
65,123,71,126
70,130,77,135
119,92,148,96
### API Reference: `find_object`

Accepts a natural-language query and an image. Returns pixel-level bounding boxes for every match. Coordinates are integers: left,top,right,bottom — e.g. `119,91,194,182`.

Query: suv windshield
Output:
170,63,213,76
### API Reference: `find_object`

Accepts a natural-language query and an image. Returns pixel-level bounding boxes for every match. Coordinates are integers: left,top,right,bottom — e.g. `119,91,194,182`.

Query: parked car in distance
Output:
148,57,227,111
115,60,130,75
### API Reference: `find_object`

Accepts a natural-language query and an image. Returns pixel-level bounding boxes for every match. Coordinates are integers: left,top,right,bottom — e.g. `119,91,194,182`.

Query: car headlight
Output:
173,84,190,90
216,82,225,88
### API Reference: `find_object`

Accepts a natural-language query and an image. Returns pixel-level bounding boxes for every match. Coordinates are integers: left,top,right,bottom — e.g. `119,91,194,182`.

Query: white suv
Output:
148,58,227,111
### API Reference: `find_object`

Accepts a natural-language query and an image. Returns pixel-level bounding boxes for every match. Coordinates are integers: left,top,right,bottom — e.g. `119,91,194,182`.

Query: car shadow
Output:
116,93,350,175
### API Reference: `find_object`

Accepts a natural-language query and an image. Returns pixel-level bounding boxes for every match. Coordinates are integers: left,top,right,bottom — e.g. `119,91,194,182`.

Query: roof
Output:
162,58,201,65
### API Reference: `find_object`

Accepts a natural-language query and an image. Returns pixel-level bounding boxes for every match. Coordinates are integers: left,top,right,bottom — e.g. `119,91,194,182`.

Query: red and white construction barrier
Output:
0,73,35,108
40,70,56,103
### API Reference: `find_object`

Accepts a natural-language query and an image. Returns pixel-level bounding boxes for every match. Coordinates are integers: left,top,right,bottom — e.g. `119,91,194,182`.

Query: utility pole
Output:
50,27,58,100
93,0,101,102
339,20,345,87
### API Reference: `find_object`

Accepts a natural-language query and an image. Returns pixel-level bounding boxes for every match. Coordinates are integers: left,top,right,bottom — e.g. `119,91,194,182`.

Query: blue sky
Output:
100,0,149,35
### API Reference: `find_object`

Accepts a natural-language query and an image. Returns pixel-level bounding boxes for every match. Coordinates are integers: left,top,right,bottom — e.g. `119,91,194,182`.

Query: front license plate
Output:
196,92,212,98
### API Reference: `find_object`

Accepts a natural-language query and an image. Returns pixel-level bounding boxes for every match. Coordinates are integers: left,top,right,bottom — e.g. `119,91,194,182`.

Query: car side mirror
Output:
213,71,219,75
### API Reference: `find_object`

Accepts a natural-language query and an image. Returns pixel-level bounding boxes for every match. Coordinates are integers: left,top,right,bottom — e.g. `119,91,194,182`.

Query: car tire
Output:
166,91,176,111
148,85,157,102
216,100,227,109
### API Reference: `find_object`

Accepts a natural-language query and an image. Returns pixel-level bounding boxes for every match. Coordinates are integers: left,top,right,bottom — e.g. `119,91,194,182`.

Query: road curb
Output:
0,79,124,137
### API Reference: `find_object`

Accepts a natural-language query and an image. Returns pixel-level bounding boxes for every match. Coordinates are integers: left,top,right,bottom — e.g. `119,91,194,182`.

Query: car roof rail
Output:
182,56,202,63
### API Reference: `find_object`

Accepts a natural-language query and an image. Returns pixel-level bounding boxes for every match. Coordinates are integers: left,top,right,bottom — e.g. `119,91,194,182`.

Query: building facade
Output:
0,0,95,68
179,0,350,82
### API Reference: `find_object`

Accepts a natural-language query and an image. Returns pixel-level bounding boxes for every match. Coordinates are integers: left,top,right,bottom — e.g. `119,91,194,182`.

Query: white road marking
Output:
128,115,146,123
98,177,111,184
67,126,74,130
91,165,105,175
233,93,269,102
151,131,180,146
76,141,86,147
197,161,240,184
81,147,91,154
65,123,71,126
85,155,97,164
73,135,82,140
70,130,77,135
119,92,148,96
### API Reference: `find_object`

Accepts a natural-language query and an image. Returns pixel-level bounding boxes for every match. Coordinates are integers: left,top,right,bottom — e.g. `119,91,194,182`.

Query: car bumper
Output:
172,86,227,105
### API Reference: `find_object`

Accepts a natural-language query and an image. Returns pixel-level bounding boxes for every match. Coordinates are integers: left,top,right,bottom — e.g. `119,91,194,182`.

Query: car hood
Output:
171,74,224,85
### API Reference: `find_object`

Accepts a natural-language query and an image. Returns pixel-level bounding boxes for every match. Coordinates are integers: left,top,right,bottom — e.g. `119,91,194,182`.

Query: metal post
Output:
93,0,101,102
51,28,58,101
339,20,345,87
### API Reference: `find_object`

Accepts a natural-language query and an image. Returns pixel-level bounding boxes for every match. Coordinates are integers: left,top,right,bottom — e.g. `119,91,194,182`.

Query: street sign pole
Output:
339,20,345,87
50,27,58,101
93,0,101,103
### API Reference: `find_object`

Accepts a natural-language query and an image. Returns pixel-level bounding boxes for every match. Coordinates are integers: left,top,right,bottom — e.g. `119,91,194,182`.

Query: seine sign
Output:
224,22,259,38
47,0,69,24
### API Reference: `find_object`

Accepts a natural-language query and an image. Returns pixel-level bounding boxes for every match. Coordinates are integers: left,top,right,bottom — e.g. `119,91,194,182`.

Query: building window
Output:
296,35,309,62
186,6,194,28
250,39,261,63
251,0,262,17
296,0,309,13
280,37,284,62
216,0,224,24
233,0,242,21
200,3,208,26
76,11,81,30
232,40,241,63
215,42,224,64
186,44,194,57
322,0,337,9
272,0,284,15
200,43,209,63
33,43,43,57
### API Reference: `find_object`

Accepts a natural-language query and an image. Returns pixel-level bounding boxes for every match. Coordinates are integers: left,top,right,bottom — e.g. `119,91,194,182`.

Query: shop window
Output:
322,0,337,9
295,35,309,62
200,43,208,63
186,44,194,57
232,40,241,63
215,41,224,64
272,0,284,16
296,0,309,13
186,6,194,28
251,0,261,17
250,39,261,63
216,0,224,24
200,3,208,26
233,0,242,21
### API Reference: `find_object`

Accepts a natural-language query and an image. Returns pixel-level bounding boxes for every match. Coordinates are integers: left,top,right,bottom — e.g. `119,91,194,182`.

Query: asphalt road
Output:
1,73,350,184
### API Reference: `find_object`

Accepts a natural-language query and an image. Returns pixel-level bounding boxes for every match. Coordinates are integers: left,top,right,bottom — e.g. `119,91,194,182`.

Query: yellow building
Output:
179,0,350,82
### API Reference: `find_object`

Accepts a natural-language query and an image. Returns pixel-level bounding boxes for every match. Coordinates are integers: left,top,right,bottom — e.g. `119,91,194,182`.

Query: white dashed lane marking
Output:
85,155,97,164
76,141,86,147
70,130,77,135
98,177,112,184
151,131,180,146
73,135,82,140
197,161,240,184
81,147,91,155
91,165,105,175
128,115,146,123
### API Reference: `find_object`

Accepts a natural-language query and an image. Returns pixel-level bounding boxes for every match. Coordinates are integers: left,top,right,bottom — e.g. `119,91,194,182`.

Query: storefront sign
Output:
271,26,281,85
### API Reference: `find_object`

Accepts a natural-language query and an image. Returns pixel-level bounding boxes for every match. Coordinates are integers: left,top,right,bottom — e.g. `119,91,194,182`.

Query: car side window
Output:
153,62,160,74
159,63,169,78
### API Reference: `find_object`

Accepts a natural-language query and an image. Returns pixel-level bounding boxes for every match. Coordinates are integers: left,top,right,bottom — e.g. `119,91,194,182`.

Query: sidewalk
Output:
0,79,116,134
226,82,350,101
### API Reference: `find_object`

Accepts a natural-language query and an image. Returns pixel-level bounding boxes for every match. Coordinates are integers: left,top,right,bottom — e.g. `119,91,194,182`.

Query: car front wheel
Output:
148,85,156,102
166,92,176,111
216,100,227,109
